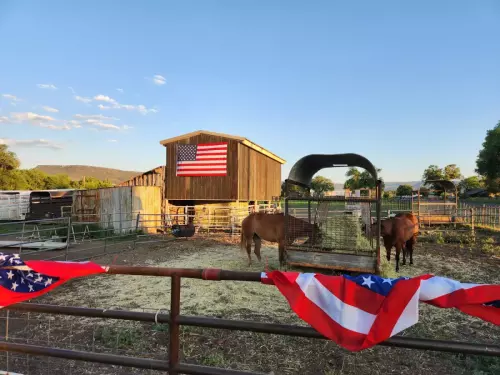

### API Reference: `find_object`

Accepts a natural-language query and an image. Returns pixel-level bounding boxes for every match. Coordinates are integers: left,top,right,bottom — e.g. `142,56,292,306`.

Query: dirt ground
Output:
0,232,499,375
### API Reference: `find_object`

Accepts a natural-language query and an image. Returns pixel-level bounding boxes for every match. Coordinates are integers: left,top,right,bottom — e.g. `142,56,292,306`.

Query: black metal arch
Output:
286,153,379,188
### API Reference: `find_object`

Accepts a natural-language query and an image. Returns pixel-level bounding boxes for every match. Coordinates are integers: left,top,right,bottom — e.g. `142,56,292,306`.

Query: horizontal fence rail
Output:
1,266,499,375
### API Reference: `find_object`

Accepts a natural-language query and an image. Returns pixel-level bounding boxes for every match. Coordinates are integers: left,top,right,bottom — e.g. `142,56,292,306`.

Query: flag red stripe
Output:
457,305,500,325
0,260,106,309
314,275,386,315
197,142,228,147
175,173,227,176
267,271,367,351
425,284,500,308
361,277,422,349
25,260,106,278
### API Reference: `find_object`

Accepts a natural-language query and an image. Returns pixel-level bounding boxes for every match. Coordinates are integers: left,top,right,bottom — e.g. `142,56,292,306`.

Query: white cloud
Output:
68,86,77,94
152,75,166,85
39,124,71,131
122,125,133,130
2,94,21,102
37,84,58,90
42,106,59,113
94,94,119,105
10,112,55,123
108,139,118,143
0,138,63,150
92,122,121,130
0,116,9,123
66,120,82,128
74,114,118,121
74,95,92,104
116,88,124,93
98,104,112,110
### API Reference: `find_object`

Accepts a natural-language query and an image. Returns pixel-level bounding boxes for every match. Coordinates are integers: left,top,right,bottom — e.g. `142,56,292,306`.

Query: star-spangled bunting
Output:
0,252,498,353
0,252,106,308
261,271,500,351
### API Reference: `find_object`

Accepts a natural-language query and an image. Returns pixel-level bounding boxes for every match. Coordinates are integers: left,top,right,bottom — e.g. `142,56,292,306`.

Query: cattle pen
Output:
1,265,500,375
0,211,499,374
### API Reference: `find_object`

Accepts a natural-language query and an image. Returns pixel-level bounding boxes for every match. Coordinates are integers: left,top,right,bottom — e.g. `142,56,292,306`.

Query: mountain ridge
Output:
35,165,140,185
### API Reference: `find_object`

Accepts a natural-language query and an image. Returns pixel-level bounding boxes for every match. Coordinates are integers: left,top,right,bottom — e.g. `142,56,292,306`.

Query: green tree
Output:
310,175,335,198
458,176,483,194
443,164,462,180
0,144,20,171
344,167,384,192
383,190,395,199
396,184,413,197
344,168,361,190
22,169,49,190
476,121,500,193
44,174,73,189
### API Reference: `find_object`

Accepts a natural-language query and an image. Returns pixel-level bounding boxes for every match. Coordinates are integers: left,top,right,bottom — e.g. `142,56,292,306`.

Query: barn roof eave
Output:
159,130,286,164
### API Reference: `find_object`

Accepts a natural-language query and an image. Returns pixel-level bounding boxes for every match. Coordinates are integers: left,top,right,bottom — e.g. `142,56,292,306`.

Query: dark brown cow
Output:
372,212,419,272
240,212,322,267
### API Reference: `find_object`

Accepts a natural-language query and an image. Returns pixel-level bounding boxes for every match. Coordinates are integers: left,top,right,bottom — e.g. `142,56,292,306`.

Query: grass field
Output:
0,230,498,375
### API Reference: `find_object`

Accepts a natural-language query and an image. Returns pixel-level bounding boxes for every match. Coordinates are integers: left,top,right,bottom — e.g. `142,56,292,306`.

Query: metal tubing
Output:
105,266,263,282
177,363,266,375
0,341,171,371
7,303,171,324
6,302,500,357
169,274,181,374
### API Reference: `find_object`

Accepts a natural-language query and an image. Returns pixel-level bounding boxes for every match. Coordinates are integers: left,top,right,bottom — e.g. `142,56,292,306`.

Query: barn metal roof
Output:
287,153,379,188
159,130,285,164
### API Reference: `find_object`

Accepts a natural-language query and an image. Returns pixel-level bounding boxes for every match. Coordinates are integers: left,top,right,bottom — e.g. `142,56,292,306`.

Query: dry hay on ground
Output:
1,235,499,375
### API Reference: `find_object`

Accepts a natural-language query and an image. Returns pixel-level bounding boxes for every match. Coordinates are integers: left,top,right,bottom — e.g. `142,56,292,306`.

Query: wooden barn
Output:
117,166,165,188
159,130,285,205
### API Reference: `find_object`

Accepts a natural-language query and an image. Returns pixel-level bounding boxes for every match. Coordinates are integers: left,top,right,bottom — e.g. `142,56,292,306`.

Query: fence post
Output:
133,213,141,250
169,274,181,374
470,208,475,233
65,216,72,261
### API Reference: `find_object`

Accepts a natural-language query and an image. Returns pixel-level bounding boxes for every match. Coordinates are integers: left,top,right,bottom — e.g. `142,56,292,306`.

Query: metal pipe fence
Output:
1,266,499,375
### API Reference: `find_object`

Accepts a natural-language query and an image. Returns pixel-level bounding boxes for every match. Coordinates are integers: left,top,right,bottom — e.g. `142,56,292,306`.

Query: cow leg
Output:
408,236,416,265
278,239,285,268
385,244,391,262
395,242,402,273
401,242,407,266
383,237,391,261
253,234,262,262
245,236,253,266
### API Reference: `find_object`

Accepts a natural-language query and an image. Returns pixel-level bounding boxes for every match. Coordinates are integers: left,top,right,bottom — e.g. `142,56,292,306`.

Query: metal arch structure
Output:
287,153,379,188
284,153,383,274
417,180,459,226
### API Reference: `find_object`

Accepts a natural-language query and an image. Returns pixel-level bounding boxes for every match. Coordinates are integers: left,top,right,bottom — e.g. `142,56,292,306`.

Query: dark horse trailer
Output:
25,189,75,221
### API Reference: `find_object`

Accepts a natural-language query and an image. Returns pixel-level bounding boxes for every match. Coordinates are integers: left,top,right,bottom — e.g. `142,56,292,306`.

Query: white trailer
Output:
0,191,31,221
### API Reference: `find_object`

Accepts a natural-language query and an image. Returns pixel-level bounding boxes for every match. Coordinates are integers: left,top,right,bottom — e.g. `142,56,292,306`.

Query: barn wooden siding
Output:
165,133,239,200
117,166,165,187
72,186,162,234
237,143,281,201
164,132,282,201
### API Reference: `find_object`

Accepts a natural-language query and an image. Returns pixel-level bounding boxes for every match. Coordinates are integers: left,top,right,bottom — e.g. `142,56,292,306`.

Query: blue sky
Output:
0,0,499,183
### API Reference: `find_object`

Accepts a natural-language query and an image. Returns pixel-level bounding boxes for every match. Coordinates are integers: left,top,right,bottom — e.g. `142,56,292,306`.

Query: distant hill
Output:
35,165,140,185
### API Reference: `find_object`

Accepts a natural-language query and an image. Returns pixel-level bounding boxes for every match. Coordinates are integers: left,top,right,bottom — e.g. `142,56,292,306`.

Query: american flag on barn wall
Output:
176,142,228,176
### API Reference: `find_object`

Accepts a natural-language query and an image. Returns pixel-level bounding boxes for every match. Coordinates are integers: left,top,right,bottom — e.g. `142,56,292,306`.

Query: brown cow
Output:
240,212,322,267
372,212,419,272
